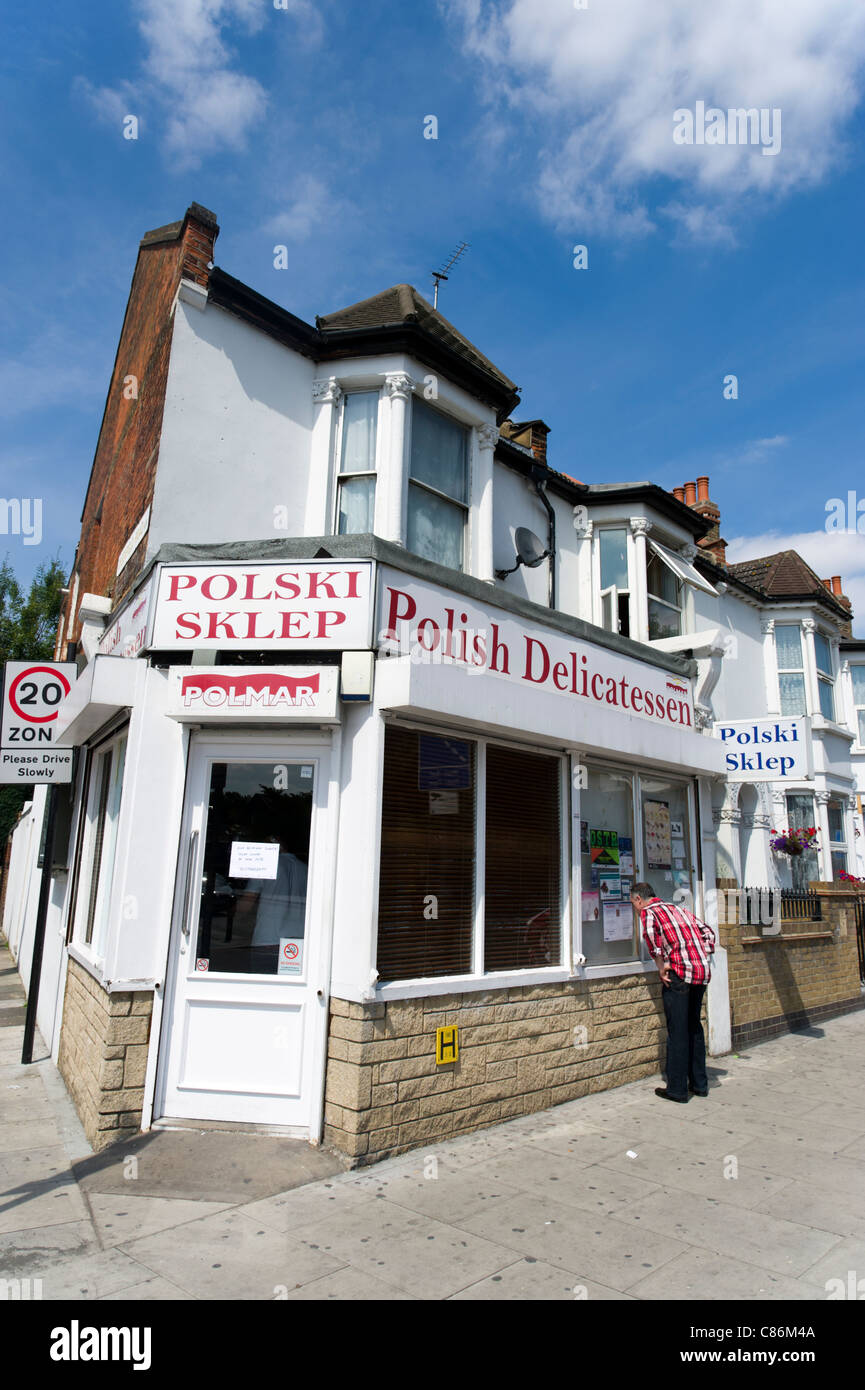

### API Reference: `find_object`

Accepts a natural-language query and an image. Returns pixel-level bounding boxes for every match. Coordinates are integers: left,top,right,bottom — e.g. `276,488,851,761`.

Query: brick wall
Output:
324,974,670,1164
58,204,219,652
718,882,863,1048
57,957,153,1150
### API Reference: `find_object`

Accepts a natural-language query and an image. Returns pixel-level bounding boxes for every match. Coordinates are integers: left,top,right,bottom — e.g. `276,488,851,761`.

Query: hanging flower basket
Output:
769,826,819,857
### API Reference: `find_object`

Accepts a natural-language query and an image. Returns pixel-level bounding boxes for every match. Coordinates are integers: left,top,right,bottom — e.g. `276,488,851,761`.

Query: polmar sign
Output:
151,562,374,650
166,666,339,722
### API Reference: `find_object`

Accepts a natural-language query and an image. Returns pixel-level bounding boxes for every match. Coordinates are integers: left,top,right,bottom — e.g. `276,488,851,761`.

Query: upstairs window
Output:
851,665,865,744
599,528,630,637
408,400,469,570
647,553,682,639
336,391,378,535
814,631,835,721
775,625,806,716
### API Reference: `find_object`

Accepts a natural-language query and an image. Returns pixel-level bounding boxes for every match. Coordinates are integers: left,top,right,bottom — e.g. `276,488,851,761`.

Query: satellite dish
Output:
495,526,551,580
515,527,549,569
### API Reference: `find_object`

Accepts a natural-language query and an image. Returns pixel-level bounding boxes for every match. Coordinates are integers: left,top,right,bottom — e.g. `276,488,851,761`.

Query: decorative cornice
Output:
815,790,831,805
312,377,342,405
629,516,651,538
477,424,499,451
760,619,775,636
802,618,816,634
679,542,698,561
384,372,414,400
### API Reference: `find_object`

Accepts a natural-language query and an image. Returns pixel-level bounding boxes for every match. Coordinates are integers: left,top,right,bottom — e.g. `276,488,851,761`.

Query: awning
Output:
649,540,718,596
52,656,145,746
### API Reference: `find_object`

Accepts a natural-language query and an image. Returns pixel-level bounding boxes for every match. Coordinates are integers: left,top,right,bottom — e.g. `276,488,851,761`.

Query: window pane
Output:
337,476,375,534
84,754,114,945
377,727,475,981
785,794,819,890
407,483,464,568
648,597,681,640
779,672,806,716
827,801,845,842
410,400,467,502
647,554,679,606
580,766,637,964
640,776,693,909
599,529,628,590
484,746,561,971
813,632,832,675
340,392,378,473
775,625,802,671
195,763,312,975
859,711,865,745
831,851,848,878
818,678,835,721
851,666,865,706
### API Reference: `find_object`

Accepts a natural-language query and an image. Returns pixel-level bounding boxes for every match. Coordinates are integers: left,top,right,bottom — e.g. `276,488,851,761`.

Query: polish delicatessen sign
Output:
377,570,694,729
150,562,374,650
167,666,339,722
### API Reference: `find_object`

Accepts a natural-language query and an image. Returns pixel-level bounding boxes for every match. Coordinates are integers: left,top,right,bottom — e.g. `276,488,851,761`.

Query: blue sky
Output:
2,0,864,631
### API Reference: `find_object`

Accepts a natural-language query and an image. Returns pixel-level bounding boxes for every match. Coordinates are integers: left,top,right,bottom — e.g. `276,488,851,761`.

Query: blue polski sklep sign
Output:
713,717,811,780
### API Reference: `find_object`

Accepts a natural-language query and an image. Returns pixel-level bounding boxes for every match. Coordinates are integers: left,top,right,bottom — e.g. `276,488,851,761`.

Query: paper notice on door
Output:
278,938,303,975
228,841,280,880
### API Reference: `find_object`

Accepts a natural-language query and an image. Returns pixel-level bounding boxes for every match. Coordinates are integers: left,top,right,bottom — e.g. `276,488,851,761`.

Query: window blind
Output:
484,745,562,971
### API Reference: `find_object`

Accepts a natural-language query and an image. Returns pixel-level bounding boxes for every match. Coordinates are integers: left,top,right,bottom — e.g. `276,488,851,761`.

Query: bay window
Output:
852,665,865,744
335,391,378,535
598,528,630,637
407,399,469,570
647,552,683,640
775,625,807,716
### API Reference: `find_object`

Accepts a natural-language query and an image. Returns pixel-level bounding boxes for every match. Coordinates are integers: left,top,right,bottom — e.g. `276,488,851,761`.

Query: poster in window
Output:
598,871,621,900
580,820,589,855
590,828,620,867
418,735,471,790
603,900,632,942
644,800,671,869
618,835,634,875
581,891,600,923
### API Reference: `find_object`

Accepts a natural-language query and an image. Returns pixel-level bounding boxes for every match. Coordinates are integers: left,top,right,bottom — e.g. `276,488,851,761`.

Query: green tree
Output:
0,556,67,849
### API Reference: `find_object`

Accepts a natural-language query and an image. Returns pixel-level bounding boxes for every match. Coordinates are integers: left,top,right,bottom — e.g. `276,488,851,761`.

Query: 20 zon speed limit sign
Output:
1,662,76,783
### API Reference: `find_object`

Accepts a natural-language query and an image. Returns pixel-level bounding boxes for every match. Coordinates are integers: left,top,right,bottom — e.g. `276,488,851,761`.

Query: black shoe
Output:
655,1087,688,1104
688,1084,709,1097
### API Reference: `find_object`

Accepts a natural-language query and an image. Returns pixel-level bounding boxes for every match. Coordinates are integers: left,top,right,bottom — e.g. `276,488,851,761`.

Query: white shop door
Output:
155,735,332,1132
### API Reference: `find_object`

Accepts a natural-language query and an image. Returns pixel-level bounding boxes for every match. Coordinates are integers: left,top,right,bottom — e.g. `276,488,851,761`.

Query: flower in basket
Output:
839,869,865,886
769,826,819,856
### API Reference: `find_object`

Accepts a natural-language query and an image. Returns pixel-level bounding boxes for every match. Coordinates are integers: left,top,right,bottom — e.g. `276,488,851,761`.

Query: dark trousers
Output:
661,973,707,1100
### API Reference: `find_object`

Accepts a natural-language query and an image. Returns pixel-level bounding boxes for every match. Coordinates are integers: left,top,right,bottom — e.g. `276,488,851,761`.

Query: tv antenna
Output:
432,241,470,309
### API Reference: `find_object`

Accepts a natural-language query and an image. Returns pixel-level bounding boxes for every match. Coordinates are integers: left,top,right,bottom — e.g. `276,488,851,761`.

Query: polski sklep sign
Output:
151,562,374,650
714,717,811,780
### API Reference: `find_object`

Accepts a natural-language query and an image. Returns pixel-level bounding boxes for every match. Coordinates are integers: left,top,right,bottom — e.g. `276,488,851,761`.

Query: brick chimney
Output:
678,474,727,566
501,419,550,463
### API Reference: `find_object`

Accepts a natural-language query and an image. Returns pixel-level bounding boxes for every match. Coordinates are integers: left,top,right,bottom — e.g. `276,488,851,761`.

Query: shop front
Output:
46,546,726,1159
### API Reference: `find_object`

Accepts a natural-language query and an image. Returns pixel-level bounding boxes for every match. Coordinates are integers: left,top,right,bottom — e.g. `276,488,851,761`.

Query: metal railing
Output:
854,895,865,985
737,887,822,928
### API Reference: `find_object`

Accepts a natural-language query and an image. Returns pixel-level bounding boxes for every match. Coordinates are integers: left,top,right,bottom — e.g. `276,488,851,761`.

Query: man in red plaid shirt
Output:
630,883,716,1104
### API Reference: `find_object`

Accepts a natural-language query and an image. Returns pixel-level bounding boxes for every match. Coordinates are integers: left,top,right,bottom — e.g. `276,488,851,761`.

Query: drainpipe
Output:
530,465,556,610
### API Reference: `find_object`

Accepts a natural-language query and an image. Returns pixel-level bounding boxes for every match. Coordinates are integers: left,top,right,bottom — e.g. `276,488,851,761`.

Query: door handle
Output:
181,830,199,938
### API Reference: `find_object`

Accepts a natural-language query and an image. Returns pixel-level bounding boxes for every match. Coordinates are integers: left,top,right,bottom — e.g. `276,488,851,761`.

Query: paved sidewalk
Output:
2,944,865,1300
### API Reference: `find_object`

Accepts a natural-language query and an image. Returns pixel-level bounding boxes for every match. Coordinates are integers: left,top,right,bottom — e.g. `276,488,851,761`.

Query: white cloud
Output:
261,176,344,243
444,0,865,240
726,527,865,636
719,435,791,467
80,0,277,166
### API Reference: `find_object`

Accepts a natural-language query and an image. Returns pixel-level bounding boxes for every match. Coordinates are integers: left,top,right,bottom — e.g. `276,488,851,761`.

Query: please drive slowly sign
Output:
713,716,812,780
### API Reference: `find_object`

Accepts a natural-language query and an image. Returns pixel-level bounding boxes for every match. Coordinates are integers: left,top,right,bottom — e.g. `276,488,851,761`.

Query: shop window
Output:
579,765,638,964
336,391,378,535
814,632,835,721
785,793,818,890
639,775,694,910
484,745,562,971
775,625,806,716
852,665,865,745
407,399,468,570
598,528,630,637
377,726,476,981
73,731,128,962
646,552,682,640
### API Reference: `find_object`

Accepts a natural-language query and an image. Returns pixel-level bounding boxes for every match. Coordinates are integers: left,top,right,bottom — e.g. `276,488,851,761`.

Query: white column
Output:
379,372,413,546
761,618,779,713
802,618,819,717
572,510,593,623
629,517,650,643
475,424,497,583
309,378,342,535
